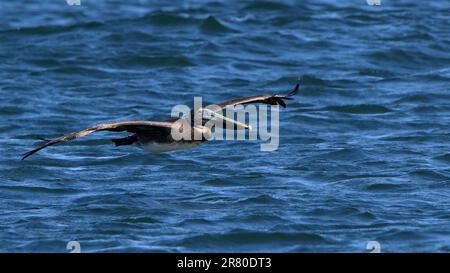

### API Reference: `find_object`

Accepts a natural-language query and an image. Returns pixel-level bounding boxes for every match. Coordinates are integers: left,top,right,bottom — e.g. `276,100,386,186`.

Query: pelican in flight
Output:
22,83,299,160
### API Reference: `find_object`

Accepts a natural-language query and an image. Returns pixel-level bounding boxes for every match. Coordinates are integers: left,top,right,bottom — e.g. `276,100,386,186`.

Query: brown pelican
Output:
21,83,299,160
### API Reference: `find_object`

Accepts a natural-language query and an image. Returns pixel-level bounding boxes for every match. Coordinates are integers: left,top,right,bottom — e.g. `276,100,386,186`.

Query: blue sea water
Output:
0,0,449,252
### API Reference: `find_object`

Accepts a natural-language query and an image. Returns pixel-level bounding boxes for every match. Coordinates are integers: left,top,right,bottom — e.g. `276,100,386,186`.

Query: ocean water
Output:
1,0,449,252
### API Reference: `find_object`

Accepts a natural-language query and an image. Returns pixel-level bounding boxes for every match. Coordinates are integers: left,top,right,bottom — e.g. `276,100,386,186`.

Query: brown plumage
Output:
21,121,173,160
217,83,299,109
21,83,299,160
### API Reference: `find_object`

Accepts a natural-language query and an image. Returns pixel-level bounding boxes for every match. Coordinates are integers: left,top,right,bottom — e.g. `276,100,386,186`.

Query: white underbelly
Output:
136,141,201,153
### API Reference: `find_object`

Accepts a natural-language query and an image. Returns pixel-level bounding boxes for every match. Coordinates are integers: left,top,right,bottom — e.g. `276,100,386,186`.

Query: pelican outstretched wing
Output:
21,120,173,160
215,83,299,110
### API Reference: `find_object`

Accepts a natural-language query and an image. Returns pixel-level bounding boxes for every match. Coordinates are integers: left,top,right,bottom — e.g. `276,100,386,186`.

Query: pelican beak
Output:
203,109,251,130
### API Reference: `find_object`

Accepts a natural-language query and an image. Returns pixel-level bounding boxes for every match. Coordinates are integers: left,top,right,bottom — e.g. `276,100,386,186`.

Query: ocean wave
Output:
141,11,197,26
322,104,392,114
200,16,237,34
176,230,328,250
